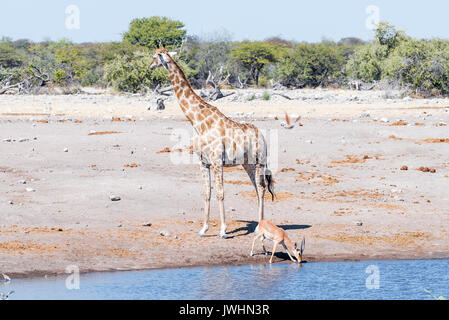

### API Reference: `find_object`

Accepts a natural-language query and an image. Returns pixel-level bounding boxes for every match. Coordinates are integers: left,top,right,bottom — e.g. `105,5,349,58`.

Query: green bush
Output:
277,43,346,87
382,39,449,94
345,43,389,82
104,50,195,93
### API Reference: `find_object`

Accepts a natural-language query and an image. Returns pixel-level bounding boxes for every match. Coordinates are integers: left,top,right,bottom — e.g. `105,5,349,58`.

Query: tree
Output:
277,43,346,87
231,41,277,87
123,16,186,49
0,41,25,68
375,22,407,54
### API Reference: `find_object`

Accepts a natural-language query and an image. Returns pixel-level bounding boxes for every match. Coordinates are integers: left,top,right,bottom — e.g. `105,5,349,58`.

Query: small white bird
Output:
281,112,303,129
0,291,14,300
0,274,11,283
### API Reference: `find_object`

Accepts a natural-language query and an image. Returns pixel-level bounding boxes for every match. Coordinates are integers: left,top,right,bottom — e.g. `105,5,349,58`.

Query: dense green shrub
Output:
382,39,449,94
277,43,346,87
104,50,195,93
345,43,389,82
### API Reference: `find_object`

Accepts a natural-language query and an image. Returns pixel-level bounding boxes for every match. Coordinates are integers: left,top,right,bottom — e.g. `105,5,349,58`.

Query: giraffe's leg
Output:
212,164,227,239
255,164,266,222
243,164,262,221
199,163,211,237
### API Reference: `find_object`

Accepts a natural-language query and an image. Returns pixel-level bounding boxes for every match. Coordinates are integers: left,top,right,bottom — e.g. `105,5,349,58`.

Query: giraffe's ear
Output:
158,53,169,69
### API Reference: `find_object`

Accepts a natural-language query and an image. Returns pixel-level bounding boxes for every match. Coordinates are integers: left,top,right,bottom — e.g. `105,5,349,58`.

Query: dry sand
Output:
0,89,448,278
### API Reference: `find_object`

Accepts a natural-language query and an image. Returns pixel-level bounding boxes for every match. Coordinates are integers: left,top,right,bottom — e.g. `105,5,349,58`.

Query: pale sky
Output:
0,0,448,43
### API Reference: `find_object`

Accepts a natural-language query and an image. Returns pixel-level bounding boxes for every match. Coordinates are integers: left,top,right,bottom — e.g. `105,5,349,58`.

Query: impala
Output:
250,220,305,264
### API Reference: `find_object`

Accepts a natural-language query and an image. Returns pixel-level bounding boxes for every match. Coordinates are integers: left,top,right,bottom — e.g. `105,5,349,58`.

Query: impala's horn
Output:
300,237,305,257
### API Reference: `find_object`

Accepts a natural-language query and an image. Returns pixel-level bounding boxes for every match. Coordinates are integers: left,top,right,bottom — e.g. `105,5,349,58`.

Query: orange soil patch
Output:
331,155,376,164
74,120,83,124
390,121,409,126
423,138,449,144
35,120,48,123
156,146,194,154
401,165,409,171
0,241,61,255
389,135,404,141
239,191,296,202
225,180,252,185
280,168,295,173
325,189,385,201
111,117,134,122
105,248,143,258
223,167,245,172
414,123,425,126
296,171,340,186
317,232,430,247
88,131,122,136
124,163,139,168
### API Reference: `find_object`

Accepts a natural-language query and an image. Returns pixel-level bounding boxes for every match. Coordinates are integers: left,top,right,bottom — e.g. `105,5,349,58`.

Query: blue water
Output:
3,259,449,300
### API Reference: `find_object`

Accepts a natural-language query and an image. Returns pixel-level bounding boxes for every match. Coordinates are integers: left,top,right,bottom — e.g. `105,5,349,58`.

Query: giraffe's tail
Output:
265,169,275,202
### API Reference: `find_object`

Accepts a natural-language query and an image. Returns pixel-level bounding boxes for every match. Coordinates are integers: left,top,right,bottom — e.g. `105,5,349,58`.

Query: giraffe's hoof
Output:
198,232,207,238
219,233,229,239
250,252,254,257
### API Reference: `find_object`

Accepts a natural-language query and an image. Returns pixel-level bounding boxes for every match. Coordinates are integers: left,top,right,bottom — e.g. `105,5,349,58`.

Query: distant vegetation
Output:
1,17,449,96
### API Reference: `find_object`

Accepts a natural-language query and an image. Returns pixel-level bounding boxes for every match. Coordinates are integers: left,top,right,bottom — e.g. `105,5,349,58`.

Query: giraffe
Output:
150,45,275,239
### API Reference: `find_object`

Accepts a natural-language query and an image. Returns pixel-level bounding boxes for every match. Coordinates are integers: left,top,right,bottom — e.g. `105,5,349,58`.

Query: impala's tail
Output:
265,169,275,201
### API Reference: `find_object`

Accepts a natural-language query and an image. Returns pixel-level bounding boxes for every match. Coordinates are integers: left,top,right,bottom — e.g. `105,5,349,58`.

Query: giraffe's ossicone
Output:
150,45,275,239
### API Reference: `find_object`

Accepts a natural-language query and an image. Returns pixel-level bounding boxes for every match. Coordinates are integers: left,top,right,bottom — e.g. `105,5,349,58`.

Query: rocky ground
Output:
0,88,448,278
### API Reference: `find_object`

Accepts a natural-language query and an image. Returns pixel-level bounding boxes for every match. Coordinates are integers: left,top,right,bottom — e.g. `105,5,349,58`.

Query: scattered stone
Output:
142,223,152,227
355,222,363,226
63,148,69,153
305,140,313,144
110,196,121,201
380,118,389,123
400,166,408,171
160,230,170,237
18,138,29,143
360,111,371,118
18,180,27,184
8,201,13,205
25,187,35,192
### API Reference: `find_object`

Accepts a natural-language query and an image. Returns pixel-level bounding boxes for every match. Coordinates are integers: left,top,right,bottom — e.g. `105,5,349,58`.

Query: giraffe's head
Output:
150,45,176,70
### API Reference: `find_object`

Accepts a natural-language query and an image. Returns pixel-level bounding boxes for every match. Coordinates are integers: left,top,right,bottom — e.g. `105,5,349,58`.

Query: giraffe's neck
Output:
165,58,224,133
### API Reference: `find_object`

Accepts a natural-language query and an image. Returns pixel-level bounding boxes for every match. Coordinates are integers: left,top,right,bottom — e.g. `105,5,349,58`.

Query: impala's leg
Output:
212,164,227,239
199,163,211,237
255,164,266,221
270,241,278,264
250,233,262,256
261,236,267,255
282,243,296,262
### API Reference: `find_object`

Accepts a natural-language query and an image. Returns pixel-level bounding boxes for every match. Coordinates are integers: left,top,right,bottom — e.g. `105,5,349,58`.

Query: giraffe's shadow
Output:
226,220,311,239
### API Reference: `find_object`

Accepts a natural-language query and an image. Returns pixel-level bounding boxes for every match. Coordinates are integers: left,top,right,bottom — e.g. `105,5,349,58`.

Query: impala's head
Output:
294,237,305,264
150,44,177,70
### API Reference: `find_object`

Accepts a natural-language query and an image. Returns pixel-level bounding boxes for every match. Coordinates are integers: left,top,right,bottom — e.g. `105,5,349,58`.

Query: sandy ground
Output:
0,89,449,278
